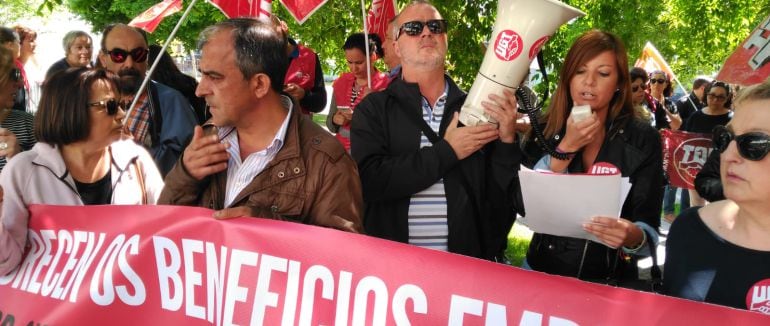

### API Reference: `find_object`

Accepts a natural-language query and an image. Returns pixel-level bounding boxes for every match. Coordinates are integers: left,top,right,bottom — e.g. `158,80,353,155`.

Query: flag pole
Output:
124,0,201,125
360,0,372,89
644,42,696,110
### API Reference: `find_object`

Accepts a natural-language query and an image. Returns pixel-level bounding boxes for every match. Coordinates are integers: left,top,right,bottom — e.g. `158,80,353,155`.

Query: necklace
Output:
350,83,363,107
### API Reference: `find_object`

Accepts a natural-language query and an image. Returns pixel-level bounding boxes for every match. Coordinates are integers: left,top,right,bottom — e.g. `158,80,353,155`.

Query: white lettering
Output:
153,236,183,311
392,284,427,326
352,276,388,326
299,265,335,325
251,254,287,325
182,239,205,319
223,249,258,326
116,235,145,305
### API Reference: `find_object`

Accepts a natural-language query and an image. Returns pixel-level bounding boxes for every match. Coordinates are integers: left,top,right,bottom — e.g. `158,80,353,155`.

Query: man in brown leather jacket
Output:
158,18,363,233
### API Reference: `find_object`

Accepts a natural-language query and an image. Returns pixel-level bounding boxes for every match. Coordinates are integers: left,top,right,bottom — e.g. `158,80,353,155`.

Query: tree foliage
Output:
22,0,770,91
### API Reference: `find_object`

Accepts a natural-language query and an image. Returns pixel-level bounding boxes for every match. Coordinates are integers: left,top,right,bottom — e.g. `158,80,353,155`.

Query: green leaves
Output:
19,0,770,90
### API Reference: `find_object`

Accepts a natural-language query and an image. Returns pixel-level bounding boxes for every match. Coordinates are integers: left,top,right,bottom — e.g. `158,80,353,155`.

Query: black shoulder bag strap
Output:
395,98,492,260
147,83,163,147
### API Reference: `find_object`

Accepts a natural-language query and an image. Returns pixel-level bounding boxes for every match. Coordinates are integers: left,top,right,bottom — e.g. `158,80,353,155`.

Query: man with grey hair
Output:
45,30,93,80
351,0,520,260
159,18,363,233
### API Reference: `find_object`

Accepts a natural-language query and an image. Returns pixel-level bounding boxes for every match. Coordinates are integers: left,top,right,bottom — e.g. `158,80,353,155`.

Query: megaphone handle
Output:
515,87,574,161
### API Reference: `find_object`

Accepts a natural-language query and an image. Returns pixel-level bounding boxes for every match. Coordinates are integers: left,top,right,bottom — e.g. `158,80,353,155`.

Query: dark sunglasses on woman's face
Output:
104,47,149,63
713,125,770,161
9,68,21,82
88,99,123,116
397,19,448,40
632,84,647,92
649,78,667,84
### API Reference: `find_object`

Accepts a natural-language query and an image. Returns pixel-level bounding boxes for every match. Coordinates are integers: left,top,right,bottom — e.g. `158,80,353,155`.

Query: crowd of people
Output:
0,0,767,317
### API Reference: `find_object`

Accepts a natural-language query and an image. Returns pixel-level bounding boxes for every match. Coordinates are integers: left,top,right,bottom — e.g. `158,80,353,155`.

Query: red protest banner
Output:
0,205,766,325
717,14,770,86
128,0,183,33
662,129,713,189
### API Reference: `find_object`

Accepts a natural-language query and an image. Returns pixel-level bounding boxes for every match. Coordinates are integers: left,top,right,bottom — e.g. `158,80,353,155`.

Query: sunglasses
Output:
397,19,448,40
88,99,123,116
632,84,647,92
9,68,21,82
713,125,770,161
649,78,667,84
104,47,148,63
707,93,727,101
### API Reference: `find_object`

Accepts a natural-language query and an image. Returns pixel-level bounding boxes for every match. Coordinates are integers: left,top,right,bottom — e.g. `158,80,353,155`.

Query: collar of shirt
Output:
219,95,294,165
288,38,300,59
421,79,449,116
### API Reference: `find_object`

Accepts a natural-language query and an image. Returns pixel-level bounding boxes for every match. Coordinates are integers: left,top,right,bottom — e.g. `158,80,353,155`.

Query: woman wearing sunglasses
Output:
663,80,770,312
327,33,390,152
630,67,673,130
681,80,733,207
0,67,163,275
0,47,35,172
517,30,663,287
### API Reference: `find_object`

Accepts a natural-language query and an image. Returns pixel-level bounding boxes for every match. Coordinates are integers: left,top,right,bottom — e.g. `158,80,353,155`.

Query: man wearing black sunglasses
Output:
98,24,198,177
351,1,520,261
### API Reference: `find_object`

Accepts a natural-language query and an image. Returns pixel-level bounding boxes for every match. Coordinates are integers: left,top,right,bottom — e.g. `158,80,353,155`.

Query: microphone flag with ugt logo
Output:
128,0,183,33
366,0,397,42
208,0,272,19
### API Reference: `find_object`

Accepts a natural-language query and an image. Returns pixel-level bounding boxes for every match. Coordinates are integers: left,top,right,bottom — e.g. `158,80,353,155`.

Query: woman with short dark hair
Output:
0,67,163,276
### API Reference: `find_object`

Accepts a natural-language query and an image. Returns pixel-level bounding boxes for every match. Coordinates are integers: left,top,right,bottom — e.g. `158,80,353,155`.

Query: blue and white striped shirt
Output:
408,81,450,251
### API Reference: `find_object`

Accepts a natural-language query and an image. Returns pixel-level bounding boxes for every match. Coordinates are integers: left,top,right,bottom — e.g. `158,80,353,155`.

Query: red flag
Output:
128,0,183,33
208,0,272,19
280,0,327,24
366,0,397,42
661,129,713,189
717,14,770,86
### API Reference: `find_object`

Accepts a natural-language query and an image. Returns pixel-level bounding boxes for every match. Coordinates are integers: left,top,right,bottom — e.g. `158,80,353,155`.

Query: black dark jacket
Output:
694,149,724,202
350,76,520,261
519,115,664,280
675,92,704,122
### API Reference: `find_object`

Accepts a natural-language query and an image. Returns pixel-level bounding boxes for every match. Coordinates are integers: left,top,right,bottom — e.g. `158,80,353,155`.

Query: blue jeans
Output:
663,185,689,215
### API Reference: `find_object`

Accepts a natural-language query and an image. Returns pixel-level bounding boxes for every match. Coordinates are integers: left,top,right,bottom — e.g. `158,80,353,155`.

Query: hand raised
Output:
559,111,602,152
444,112,499,160
182,125,229,180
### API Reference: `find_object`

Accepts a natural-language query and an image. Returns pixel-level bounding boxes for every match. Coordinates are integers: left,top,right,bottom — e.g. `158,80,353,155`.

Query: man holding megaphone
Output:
350,0,522,261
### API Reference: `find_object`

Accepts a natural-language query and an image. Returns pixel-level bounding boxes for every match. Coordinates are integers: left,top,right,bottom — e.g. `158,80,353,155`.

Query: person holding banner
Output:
680,80,733,207
351,1,520,261
0,67,164,275
159,18,362,233
518,30,663,285
326,33,389,152
663,79,770,313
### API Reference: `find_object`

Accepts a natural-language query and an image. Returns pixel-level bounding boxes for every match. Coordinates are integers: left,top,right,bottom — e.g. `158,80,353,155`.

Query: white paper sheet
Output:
517,166,632,242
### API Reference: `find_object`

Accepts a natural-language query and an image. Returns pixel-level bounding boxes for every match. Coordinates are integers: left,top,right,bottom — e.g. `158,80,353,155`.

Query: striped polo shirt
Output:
407,81,449,251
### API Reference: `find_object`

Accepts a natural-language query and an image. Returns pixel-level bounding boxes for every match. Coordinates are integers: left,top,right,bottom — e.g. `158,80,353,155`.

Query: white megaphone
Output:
459,0,585,127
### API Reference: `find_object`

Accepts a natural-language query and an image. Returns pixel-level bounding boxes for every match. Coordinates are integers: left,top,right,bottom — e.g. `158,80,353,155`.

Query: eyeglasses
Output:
713,125,770,161
88,99,123,116
632,84,647,92
649,78,667,84
397,19,448,40
707,93,727,101
104,47,148,63
9,68,21,82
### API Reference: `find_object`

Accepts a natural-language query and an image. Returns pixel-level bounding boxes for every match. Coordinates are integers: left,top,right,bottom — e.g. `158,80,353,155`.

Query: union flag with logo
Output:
128,0,183,33
661,129,713,189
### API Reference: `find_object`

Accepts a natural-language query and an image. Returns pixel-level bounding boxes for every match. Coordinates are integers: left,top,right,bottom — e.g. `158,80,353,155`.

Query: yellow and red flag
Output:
128,0,183,33
635,42,677,80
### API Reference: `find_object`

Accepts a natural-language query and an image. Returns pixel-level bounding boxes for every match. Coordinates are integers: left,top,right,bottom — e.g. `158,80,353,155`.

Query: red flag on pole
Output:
717,14,770,86
128,0,183,33
366,0,397,42
208,0,272,19
280,0,327,24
